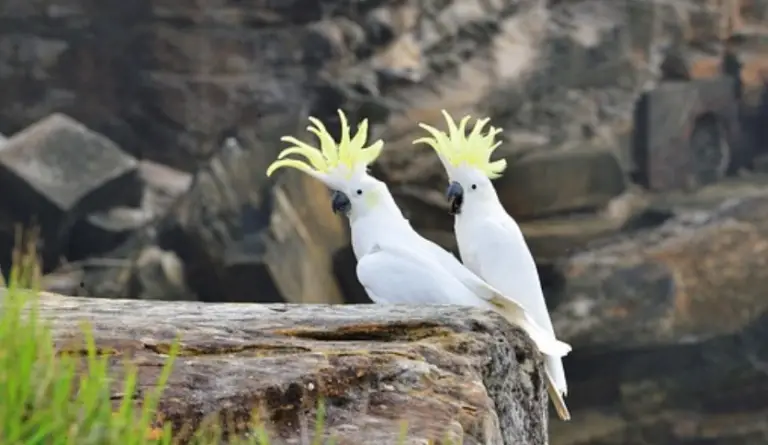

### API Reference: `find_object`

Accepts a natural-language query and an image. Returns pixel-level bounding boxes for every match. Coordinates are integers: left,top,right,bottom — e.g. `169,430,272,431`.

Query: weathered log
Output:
549,189,768,444
27,293,548,445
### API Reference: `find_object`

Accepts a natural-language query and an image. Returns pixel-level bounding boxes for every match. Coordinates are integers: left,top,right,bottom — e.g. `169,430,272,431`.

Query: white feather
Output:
452,187,571,420
347,193,571,359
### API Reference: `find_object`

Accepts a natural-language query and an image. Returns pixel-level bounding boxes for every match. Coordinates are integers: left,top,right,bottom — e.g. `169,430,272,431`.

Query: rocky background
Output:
2,0,768,443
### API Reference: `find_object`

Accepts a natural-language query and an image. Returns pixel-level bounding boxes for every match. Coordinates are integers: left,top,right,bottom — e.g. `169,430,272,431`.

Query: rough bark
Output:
25,293,549,445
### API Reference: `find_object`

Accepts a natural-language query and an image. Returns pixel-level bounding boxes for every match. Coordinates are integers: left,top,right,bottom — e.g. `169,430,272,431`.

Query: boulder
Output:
41,266,86,296
67,207,153,262
137,160,193,218
633,77,744,193
496,148,627,220
0,114,142,269
219,232,283,304
26,293,549,445
65,160,192,267
79,135,348,304
162,137,348,304
255,172,348,304
548,186,768,444
133,246,190,301
518,215,631,262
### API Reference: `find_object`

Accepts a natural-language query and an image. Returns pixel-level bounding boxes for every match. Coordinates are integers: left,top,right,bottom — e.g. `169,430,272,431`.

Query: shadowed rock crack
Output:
274,321,456,342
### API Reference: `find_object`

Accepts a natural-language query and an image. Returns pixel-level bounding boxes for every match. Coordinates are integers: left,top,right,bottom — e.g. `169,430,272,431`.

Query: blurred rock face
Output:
0,0,762,220
2,1,768,444
549,190,768,445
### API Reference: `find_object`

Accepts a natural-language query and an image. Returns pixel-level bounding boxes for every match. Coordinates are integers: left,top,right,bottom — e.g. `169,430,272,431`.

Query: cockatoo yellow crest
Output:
266,109,383,189
414,109,507,179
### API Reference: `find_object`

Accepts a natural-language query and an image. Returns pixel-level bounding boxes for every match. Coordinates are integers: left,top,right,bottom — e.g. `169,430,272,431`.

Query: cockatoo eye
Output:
471,184,477,190
356,189,363,195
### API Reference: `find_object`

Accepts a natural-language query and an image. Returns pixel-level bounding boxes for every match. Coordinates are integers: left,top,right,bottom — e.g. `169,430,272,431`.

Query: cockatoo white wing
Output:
459,216,570,420
415,238,502,299
356,243,481,305
357,241,571,358
460,217,556,338
415,239,558,330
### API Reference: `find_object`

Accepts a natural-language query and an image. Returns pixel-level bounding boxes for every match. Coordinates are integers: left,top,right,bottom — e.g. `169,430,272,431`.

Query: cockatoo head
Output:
266,109,390,220
414,110,506,215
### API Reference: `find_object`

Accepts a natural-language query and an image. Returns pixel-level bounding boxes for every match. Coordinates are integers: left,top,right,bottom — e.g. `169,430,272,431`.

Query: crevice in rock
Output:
274,322,456,342
142,342,314,357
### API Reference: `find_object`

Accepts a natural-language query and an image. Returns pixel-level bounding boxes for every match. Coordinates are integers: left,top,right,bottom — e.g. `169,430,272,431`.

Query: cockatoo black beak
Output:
446,181,464,215
331,190,352,215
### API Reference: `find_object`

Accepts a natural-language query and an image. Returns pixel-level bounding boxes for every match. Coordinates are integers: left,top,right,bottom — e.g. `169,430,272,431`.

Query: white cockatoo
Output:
414,110,571,421
266,110,572,359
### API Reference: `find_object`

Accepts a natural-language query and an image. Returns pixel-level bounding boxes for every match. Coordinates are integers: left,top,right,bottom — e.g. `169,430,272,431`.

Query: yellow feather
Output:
415,124,453,161
415,124,443,145
457,115,471,137
468,117,490,139
414,110,507,178
306,126,337,165
266,159,315,177
337,109,352,169
266,109,384,182
275,146,328,171
364,190,380,208
349,119,369,153
442,110,459,139
359,140,384,166
486,159,507,179
412,137,438,151
307,118,338,164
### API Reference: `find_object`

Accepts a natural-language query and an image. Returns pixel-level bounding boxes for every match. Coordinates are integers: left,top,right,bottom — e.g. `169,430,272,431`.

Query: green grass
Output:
0,233,177,444
0,232,438,445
